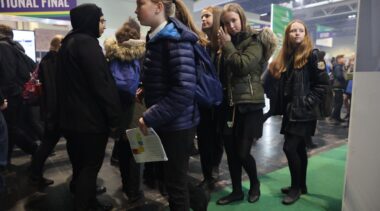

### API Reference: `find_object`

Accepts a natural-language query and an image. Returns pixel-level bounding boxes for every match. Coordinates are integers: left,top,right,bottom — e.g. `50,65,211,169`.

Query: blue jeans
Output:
0,110,8,167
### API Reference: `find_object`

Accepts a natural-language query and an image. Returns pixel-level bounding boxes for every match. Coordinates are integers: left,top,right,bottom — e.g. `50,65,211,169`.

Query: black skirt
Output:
280,114,317,137
221,103,264,140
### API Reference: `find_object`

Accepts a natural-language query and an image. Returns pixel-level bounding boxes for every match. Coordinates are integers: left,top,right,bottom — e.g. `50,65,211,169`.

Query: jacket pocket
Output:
288,96,317,122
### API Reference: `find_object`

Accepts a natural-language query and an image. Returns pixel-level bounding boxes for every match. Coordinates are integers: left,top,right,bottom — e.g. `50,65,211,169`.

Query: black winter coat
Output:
56,4,122,133
38,50,59,130
277,49,330,122
0,37,32,102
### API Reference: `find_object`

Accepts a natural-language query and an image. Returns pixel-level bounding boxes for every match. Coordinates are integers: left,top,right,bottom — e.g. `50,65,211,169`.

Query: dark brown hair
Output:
0,24,14,39
115,17,141,43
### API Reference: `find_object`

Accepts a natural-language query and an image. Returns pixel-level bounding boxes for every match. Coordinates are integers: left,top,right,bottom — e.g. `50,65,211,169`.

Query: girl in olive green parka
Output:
216,3,277,205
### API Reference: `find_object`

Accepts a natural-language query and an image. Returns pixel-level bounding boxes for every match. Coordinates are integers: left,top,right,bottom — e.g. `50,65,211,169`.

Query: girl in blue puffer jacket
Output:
135,0,204,210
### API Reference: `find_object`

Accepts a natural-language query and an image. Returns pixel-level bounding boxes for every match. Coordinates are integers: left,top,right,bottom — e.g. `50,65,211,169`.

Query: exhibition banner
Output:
271,4,293,56
0,0,77,19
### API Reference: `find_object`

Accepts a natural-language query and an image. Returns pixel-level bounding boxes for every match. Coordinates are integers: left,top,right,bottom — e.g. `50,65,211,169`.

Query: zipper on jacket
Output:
229,87,234,106
248,74,254,96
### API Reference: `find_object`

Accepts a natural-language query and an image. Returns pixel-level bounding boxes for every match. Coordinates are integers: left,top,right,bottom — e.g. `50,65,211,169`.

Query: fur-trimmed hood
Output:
255,27,277,62
104,38,145,62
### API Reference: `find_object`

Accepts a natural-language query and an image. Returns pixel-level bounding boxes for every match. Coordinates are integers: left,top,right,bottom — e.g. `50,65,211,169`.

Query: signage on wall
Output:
0,0,77,19
271,4,293,56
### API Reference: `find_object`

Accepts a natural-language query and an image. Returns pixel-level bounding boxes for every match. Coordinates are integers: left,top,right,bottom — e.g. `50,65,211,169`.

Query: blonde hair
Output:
151,0,208,47
269,19,313,79
201,6,222,51
50,35,64,51
221,3,248,33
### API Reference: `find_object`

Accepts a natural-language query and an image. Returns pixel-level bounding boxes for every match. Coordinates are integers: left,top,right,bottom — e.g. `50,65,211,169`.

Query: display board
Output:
13,29,36,61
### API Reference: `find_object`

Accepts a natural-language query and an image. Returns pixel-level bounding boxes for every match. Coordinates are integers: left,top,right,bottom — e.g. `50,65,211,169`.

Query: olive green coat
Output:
222,31,265,106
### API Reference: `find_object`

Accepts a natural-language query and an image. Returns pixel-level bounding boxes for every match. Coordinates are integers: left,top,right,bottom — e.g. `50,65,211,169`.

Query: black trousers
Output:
30,127,61,178
223,110,262,193
3,96,38,164
197,108,223,180
65,132,108,211
157,127,195,211
332,89,343,120
115,135,141,197
283,133,308,190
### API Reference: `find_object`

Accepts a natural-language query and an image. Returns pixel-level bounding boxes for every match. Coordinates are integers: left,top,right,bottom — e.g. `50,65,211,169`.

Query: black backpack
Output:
311,49,333,118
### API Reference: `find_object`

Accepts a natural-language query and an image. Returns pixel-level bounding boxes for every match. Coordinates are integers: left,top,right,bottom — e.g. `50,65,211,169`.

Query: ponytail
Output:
173,0,208,47
151,0,208,47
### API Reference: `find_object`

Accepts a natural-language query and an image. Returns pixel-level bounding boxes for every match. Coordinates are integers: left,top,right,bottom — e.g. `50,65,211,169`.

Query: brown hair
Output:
0,24,14,39
201,6,222,51
269,19,313,79
50,34,64,51
115,17,141,43
221,3,248,33
151,0,208,47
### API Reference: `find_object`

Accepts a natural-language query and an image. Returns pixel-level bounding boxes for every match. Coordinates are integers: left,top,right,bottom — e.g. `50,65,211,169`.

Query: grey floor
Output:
0,113,349,211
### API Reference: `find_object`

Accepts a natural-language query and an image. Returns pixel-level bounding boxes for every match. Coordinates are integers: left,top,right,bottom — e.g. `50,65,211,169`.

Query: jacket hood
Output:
68,4,103,38
104,38,145,62
256,27,277,62
232,27,277,62
149,17,198,44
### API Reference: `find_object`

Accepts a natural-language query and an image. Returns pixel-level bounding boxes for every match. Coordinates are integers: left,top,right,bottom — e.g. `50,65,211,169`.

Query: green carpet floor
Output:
208,144,347,211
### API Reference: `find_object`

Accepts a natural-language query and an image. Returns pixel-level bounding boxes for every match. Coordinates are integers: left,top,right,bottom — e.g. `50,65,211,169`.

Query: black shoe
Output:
216,192,244,205
281,186,308,194
282,189,301,205
248,188,260,203
29,176,54,187
197,178,216,190
88,200,113,211
96,185,107,195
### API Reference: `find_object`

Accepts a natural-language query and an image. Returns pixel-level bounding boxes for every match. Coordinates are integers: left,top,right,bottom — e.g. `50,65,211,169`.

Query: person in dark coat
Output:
196,6,224,190
269,19,330,205
135,0,200,209
56,4,122,211
215,3,276,205
330,54,346,122
0,24,38,166
104,18,145,203
28,35,63,187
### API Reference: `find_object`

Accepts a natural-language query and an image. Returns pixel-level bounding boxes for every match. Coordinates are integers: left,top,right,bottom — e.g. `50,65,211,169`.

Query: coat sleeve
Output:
77,38,122,129
305,50,330,109
222,38,263,76
142,41,196,128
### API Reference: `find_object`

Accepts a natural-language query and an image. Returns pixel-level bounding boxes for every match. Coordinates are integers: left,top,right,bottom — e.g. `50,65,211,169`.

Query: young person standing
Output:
269,19,330,205
135,0,199,210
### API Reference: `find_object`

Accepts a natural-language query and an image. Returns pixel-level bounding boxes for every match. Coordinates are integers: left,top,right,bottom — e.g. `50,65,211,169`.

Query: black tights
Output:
224,135,259,193
283,133,308,189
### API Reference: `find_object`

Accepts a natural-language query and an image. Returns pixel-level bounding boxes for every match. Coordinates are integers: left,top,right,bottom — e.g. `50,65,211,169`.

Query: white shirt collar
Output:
148,21,168,40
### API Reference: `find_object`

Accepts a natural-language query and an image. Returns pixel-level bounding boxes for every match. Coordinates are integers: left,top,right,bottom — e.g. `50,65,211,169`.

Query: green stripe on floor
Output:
208,145,347,211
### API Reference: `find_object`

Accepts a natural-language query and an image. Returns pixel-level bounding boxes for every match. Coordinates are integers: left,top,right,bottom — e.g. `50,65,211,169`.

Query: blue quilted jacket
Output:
142,18,199,131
